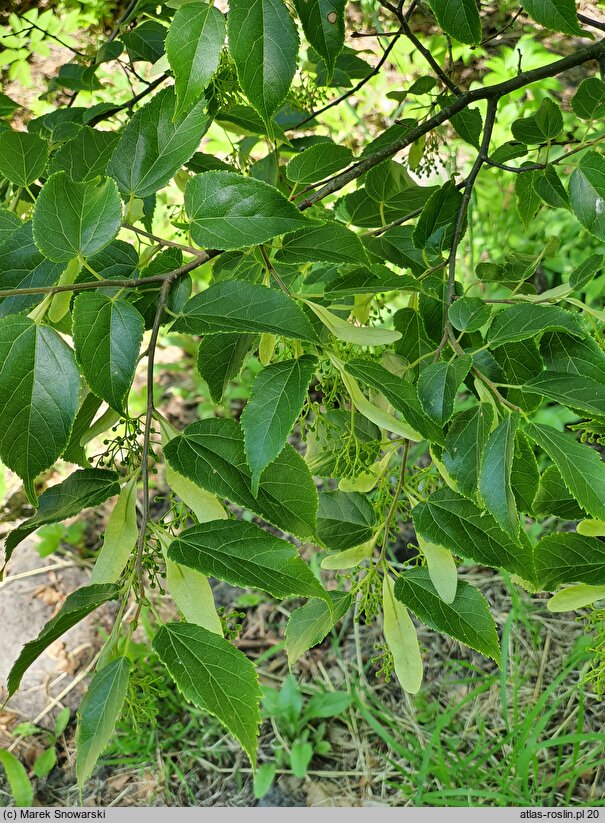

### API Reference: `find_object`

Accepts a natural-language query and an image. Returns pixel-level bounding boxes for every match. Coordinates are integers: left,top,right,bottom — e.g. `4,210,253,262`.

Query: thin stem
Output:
123,223,206,257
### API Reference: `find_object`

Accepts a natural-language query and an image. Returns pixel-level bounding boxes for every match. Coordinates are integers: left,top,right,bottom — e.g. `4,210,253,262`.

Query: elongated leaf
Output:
511,433,539,514
241,356,317,492
49,126,119,182
0,750,33,807
108,88,211,198
153,622,261,765
165,559,223,634
383,574,423,694
412,180,463,251
73,293,144,414
0,221,63,318
317,490,375,552
541,331,605,377
164,417,317,538
0,130,48,187
185,171,314,250
535,533,605,590
325,268,419,298
525,422,605,521
515,167,542,227
488,304,584,347
172,281,316,341
76,657,131,787
524,371,605,417
569,254,604,291
285,591,352,664
577,520,605,537
4,469,120,562
443,404,494,498
293,0,345,77
90,477,138,584
523,0,582,35
394,567,500,662
168,519,328,601
569,151,605,241
32,172,121,262
417,357,472,427
412,488,536,582
0,316,81,506
479,413,519,537
548,584,605,612
8,584,120,695
305,300,401,346
340,369,422,440
417,535,457,604
275,222,369,265
321,540,374,569
228,0,298,123
427,0,481,44
533,465,585,520
166,2,226,118
197,333,257,403
286,141,352,183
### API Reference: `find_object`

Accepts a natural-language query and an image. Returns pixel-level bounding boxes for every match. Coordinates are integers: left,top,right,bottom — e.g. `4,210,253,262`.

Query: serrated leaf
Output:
572,77,605,121
340,368,422,440
32,172,121,262
569,254,603,291
451,107,482,149
168,519,328,602
0,207,20,245
344,359,444,444
48,126,119,182
275,222,369,265
324,267,420,298
511,433,539,514
0,129,48,187
448,297,491,332
317,490,375,552
228,0,298,124
153,622,261,765
382,574,423,694
3,469,120,563
534,165,570,210
305,300,400,346
0,316,81,506
533,465,586,520
511,99,563,144
548,583,605,612
185,171,315,250
523,0,583,35
293,0,345,78
122,20,166,63
524,371,605,417
0,221,63,318
412,488,536,582
515,167,542,227
285,591,352,664
394,567,500,662
443,404,494,498
90,477,138,584
535,533,605,590
164,417,317,538
285,141,352,183
541,331,605,377
241,356,317,492
73,293,144,413
412,181,463,251
569,151,605,241
76,657,131,788
197,333,256,403
525,422,605,521
8,584,120,695
417,357,472,427
426,0,481,44
479,413,519,537
487,304,584,347
166,2,225,118
172,281,316,340
108,88,211,198
0,750,33,807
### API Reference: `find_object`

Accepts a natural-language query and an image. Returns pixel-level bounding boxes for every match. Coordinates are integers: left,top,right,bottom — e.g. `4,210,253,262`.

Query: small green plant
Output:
11,707,71,780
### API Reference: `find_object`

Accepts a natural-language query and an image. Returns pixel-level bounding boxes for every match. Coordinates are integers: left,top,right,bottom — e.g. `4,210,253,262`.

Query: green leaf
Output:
450,107,483,149
535,533,605,590
426,0,481,44
569,150,605,241
164,417,318,538
76,657,131,788
197,332,256,403
417,535,458,605
443,404,494,498
479,413,519,538
383,573,423,693
48,126,119,182
569,254,603,291
0,92,20,118
340,368,421,440
275,222,369,265
168,519,328,602
524,371,605,417
227,0,299,124
0,129,48,187
0,207,20,245
511,433,539,514
241,356,317,492
0,221,63,318
412,488,536,582
0,750,34,807
511,99,563,143
164,557,223,634
572,77,605,121
7,584,120,695
73,293,145,413
285,141,352,183
4,469,120,562
548,583,605,612
417,357,472,427
293,0,345,78
412,181,463,251
317,490,375,551
153,622,261,765
306,301,401,346
107,88,211,198
172,281,316,340
344,359,444,444
534,165,570,210
394,567,500,662
525,422,605,521
577,519,605,537
32,172,121,262
0,316,81,506
533,465,586,521
166,2,226,118
523,0,583,35
90,477,138,584
448,297,491,332
515,168,542,227
324,267,419,299
541,331,605,378
285,591,352,664
320,540,373,569
185,171,315,250
122,20,166,63
487,304,584,347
